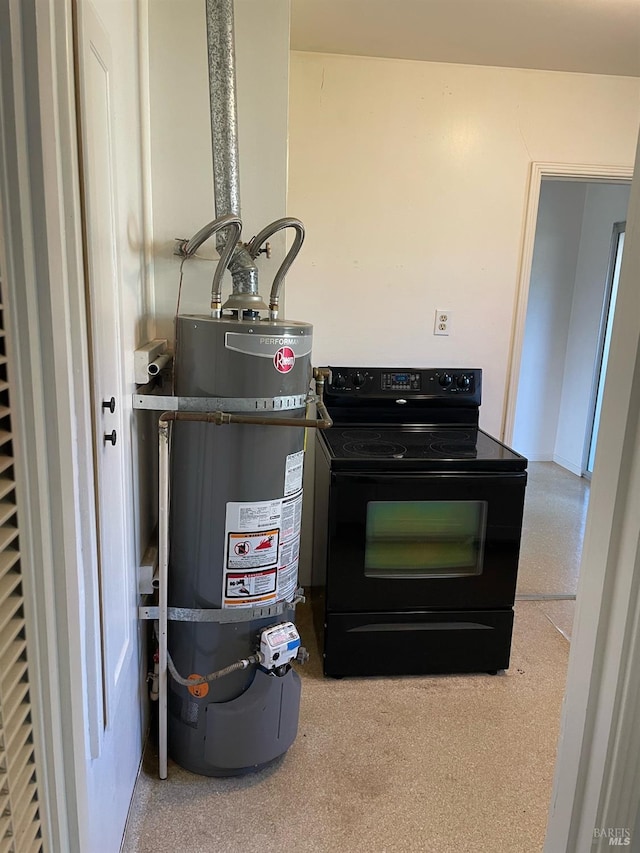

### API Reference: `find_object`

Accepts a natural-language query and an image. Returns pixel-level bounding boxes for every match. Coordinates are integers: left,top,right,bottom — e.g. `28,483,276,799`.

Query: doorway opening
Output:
512,179,630,477
506,171,631,601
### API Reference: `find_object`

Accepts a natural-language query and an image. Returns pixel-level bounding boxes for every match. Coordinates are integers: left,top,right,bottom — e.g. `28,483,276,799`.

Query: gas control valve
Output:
259,622,306,671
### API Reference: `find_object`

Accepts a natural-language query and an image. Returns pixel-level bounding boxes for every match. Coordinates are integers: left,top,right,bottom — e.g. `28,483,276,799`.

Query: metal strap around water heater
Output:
139,591,304,624
133,393,308,412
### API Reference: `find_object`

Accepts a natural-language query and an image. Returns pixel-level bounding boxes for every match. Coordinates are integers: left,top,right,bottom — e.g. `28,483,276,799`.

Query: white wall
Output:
513,181,587,458
147,0,291,340
555,183,631,472
146,32,640,581
287,52,640,436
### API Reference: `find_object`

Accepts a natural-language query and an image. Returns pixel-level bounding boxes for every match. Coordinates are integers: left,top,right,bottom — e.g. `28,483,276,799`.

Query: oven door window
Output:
364,500,487,578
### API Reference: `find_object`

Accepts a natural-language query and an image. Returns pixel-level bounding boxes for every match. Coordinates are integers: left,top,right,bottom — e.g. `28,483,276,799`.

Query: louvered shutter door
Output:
0,266,43,852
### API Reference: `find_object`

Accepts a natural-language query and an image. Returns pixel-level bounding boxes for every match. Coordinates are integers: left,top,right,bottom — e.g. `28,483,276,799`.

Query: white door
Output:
75,2,143,849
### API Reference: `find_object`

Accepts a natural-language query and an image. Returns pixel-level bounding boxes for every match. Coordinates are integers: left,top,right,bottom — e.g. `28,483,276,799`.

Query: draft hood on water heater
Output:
137,0,331,780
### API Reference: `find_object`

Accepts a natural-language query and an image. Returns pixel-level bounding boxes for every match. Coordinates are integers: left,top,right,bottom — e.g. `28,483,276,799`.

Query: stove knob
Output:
353,372,365,388
333,373,346,389
439,373,453,388
457,374,471,389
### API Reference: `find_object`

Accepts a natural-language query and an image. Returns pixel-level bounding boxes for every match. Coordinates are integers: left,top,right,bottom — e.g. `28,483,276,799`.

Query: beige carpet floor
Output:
123,462,582,853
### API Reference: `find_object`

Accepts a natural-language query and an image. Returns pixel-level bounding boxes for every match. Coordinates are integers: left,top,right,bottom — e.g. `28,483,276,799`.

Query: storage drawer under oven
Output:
324,609,514,677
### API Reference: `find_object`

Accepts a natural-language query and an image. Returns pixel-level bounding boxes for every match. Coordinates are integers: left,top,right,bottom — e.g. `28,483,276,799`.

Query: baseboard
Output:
503,450,583,476
517,451,553,462
552,454,582,476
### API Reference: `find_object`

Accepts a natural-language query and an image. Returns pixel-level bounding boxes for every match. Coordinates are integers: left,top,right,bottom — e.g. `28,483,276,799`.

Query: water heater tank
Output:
167,315,312,776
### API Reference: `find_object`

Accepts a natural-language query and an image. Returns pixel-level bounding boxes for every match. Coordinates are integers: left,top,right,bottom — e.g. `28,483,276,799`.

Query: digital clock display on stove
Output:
381,372,421,391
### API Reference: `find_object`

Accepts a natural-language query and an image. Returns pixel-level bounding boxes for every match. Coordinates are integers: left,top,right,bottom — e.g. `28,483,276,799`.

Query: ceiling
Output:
290,0,640,77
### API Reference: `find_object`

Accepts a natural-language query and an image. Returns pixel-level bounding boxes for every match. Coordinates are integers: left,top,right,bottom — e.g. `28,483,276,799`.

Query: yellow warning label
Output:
187,674,209,699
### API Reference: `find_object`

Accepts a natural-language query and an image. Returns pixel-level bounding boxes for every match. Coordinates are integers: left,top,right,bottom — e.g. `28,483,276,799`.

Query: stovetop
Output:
317,366,527,472
319,425,527,472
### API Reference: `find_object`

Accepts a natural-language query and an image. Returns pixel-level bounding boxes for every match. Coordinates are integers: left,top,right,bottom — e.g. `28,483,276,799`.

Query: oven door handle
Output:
332,472,528,482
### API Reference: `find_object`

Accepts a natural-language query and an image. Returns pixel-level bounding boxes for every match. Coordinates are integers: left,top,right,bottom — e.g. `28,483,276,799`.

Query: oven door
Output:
324,471,526,612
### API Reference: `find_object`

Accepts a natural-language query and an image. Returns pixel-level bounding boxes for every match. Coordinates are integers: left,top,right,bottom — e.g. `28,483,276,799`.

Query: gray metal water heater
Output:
167,316,313,775
154,0,333,778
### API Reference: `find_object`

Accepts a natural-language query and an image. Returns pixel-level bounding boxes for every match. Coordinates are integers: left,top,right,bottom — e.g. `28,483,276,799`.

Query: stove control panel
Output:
381,372,421,391
323,367,482,404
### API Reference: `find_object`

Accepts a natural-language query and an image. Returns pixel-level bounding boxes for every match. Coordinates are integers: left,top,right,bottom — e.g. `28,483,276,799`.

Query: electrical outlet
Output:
434,309,451,336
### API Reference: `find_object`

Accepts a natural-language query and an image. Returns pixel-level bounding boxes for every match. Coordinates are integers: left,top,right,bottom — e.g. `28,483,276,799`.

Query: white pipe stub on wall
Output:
135,339,169,385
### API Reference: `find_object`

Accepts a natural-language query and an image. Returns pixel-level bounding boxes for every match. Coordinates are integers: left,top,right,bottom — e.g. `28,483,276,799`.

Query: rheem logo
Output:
274,346,295,373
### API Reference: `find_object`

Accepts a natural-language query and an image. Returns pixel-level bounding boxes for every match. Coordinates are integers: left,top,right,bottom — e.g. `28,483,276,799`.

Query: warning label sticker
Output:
284,450,304,496
227,529,279,570
281,490,303,541
235,499,281,531
225,567,277,601
222,490,303,608
277,491,303,602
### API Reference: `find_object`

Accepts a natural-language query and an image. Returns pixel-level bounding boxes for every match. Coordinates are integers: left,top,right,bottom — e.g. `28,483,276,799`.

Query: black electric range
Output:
312,366,528,678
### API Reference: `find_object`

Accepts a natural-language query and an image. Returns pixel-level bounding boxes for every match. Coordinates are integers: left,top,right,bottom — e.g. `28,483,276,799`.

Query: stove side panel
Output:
312,434,331,589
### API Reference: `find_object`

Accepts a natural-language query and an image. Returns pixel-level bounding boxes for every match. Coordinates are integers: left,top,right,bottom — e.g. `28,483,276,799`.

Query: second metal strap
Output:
140,592,305,624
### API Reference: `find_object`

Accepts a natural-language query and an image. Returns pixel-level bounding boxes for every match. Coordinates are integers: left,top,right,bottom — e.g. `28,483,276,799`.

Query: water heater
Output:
167,316,313,775
146,0,331,778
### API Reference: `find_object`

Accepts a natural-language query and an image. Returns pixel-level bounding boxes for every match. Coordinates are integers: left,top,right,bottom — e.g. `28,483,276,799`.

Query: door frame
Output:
0,0,105,849
502,162,633,447
544,141,640,850
4,5,640,853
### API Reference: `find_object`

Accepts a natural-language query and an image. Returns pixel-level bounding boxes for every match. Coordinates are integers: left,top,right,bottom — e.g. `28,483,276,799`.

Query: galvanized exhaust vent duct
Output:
173,0,307,318
205,0,262,305
206,0,241,227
